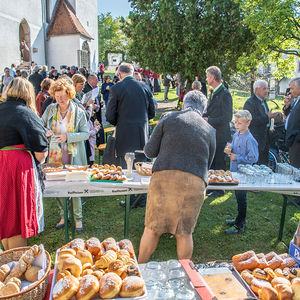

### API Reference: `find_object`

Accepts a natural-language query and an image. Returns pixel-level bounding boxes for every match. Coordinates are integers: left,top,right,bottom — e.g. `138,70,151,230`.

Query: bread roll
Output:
85,237,102,256
70,238,86,253
92,270,105,281
275,283,293,300
62,256,82,277
76,249,93,266
258,286,278,300
52,275,79,300
56,270,72,282
119,276,145,298
241,270,254,285
119,239,135,258
95,250,117,269
99,272,122,299
0,281,4,290
24,266,42,282
0,264,10,282
76,275,100,300
292,277,300,300
82,269,93,276
0,282,20,297
6,277,22,290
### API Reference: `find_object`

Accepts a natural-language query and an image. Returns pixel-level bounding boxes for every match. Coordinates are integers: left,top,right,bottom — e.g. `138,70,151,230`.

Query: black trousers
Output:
211,142,227,171
258,141,269,166
235,190,247,227
290,140,300,168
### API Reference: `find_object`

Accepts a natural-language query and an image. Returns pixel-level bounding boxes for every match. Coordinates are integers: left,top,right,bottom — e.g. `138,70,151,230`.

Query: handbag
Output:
102,134,120,166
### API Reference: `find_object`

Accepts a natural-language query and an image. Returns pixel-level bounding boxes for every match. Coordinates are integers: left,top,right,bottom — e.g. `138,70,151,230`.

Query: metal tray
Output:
195,262,257,300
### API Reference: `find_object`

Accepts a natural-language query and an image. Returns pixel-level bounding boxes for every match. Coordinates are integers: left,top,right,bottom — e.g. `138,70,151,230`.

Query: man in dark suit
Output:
28,65,43,96
243,80,278,165
203,66,233,197
286,77,300,168
106,62,156,207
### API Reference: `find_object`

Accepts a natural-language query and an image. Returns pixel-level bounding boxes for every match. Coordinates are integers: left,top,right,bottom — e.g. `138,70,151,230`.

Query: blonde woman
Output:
41,78,89,231
0,77,48,250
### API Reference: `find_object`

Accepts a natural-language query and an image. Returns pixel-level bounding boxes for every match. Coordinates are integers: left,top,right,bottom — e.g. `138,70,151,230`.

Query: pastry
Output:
81,269,93,276
127,258,136,266
62,256,83,278
118,239,135,258
258,286,278,300
76,249,93,266
241,269,254,284
99,272,122,299
264,268,276,281
274,268,290,279
121,265,141,280
57,254,74,272
0,281,4,290
275,283,293,300
56,270,72,282
70,238,86,253
107,260,126,276
271,277,291,288
279,254,296,269
253,268,268,280
95,250,117,269
85,237,102,256
257,253,268,269
265,252,283,270
59,248,76,258
291,277,300,300
92,270,105,281
117,175,126,181
119,276,145,298
110,164,116,170
76,275,100,300
24,266,42,282
52,275,79,300
0,264,10,282
251,278,272,295
232,251,260,272
104,164,110,169
288,267,300,279
116,166,122,172
102,237,118,252
117,249,130,265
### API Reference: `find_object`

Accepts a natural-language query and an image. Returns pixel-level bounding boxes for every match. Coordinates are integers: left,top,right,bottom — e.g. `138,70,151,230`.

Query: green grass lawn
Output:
2,86,295,266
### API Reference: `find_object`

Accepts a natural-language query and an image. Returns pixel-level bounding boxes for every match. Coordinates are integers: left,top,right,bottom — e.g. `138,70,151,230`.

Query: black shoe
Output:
81,199,86,205
226,219,236,226
207,191,225,198
119,200,126,207
225,224,244,234
287,199,300,206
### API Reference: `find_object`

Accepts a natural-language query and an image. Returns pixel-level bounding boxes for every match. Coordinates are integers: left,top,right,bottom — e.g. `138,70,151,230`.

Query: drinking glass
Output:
124,152,135,179
167,259,181,270
155,285,175,299
169,268,186,279
224,142,231,154
175,286,196,299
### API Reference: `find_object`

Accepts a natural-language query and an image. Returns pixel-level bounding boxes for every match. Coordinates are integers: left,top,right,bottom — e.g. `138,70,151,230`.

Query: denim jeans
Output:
234,190,247,227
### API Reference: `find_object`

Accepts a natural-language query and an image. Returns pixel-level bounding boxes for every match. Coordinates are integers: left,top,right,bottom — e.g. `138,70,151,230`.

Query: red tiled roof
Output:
47,0,93,40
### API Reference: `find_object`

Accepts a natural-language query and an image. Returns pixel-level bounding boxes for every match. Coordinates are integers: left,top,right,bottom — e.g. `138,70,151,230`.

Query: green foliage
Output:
122,0,255,82
98,13,130,64
236,0,300,79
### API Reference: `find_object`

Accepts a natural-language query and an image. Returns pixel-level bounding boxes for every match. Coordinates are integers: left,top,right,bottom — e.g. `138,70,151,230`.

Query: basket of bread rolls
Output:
0,245,51,300
232,250,300,300
51,237,146,299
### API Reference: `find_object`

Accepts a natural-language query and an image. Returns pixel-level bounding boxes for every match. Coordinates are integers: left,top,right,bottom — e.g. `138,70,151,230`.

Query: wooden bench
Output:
149,120,159,134
104,126,115,142
95,143,106,164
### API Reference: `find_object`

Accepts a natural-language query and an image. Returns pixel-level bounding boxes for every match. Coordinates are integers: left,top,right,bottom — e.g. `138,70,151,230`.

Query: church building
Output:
0,0,98,73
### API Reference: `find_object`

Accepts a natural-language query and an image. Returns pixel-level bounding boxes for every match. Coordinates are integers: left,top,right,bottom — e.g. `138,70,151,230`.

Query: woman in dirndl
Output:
138,90,216,263
0,77,48,250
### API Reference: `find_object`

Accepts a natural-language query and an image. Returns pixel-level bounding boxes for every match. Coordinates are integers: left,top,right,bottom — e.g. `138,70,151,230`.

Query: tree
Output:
121,0,255,84
98,13,130,64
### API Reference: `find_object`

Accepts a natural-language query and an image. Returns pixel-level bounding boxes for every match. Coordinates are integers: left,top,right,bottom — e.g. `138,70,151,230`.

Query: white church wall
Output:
75,0,98,72
0,0,45,73
47,34,80,69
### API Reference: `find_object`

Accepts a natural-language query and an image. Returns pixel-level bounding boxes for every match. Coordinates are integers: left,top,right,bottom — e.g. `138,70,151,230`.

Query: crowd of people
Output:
0,61,299,266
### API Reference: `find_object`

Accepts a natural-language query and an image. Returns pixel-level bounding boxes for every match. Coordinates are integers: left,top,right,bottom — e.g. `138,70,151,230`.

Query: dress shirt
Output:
230,130,259,172
255,94,270,126
213,83,222,93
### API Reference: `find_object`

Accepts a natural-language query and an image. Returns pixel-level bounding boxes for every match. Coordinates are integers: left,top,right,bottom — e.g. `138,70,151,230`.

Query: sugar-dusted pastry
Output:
52,275,79,300
85,237,102,256
99,273,122,299
76,275,100,300
118,239,135,258
102,237,118,252
76,249,93,266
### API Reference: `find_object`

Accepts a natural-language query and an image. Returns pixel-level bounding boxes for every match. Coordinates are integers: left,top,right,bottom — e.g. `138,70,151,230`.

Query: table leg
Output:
63,197,69,244
70,198,75,240
278,194,288,241
124,194,130,239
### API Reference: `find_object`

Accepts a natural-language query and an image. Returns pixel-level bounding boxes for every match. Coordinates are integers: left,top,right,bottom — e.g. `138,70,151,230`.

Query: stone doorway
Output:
19,19,31,62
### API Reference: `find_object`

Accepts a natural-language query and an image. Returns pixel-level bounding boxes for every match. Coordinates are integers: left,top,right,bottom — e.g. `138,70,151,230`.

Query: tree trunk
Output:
250,72,255,96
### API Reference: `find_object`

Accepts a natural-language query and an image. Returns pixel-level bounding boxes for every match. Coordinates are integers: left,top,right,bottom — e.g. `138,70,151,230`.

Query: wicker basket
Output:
135,162,154,176
0,247,51,300
42,163,63,174
65,165,89,172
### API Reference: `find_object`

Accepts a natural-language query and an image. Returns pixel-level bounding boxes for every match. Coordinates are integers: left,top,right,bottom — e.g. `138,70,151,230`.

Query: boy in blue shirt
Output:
225,110,259,234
